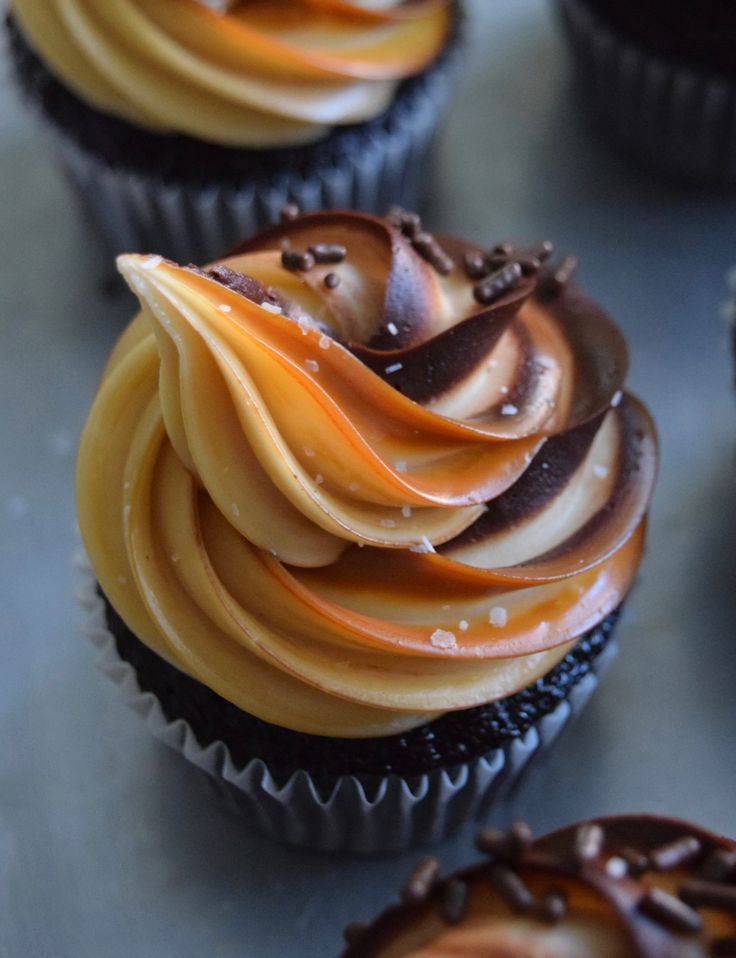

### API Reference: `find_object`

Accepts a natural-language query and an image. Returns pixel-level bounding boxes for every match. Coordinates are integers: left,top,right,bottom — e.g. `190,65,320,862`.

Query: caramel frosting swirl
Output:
342,816,736,957
76,210,656,737
10,0,452,147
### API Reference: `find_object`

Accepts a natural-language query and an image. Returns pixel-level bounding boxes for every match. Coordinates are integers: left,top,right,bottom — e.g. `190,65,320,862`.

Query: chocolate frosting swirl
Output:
76,210,657,737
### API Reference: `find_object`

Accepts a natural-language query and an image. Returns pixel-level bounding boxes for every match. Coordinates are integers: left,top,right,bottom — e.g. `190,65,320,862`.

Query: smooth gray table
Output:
2,2,736,956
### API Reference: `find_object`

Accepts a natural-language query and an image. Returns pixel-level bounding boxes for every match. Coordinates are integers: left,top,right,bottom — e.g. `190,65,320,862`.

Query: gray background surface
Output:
2,1,736,955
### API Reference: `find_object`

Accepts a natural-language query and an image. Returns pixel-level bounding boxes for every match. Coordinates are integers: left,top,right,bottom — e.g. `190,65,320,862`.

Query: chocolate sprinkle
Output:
473,262,522,305
621,847,650,877
679,880,736,914
699,850,736,883
573,822,605,864
278,203,300,223
489,865,534,914
639,888,703,934
541,255,579,295
441,878,468,925
281,249,315,272
534,889,568,924
308,243,346,264
475,823,532,863
324,272,341,290
712,937,736,956
411,232,454,275
463,251,490,280
650,836,702,872
402,857,441,904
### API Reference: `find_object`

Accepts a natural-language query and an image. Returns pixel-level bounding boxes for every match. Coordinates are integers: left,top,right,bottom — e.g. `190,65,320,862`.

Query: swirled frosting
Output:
76,210,656,737
342,816,736,957
10,0,452,147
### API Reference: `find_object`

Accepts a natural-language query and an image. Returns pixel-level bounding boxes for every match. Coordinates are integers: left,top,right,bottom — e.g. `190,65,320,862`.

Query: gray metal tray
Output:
2,1,736,955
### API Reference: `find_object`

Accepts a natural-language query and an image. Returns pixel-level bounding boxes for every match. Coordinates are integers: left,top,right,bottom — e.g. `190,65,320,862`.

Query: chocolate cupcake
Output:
342,815,736,955
76,208,657,852
557,0,736,187
7,0,459,262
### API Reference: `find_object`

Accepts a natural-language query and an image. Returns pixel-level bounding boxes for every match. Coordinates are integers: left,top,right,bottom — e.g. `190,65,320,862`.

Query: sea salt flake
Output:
380,518,397,528
401,505,412,518
501,403,518,416
305,358,320,373
141,255,162,271
394,460,408,473
458,619,469,632
318,334,331,350
489,606,508,627
303,447,316,457
385,362,403,375
387,322,399,335
218,304,232,313
537,354,555,369
541,462,550,470
593,464,609,479
611,389,623,408
499,385,509,395
430,629,457,649
315,474,324,485
410,535,436,554
261,301,282,315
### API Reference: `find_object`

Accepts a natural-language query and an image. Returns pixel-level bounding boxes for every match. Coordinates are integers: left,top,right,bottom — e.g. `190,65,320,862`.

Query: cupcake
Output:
7,0,458,263
76,208,657,853
556,0,736,187
341,815,736,955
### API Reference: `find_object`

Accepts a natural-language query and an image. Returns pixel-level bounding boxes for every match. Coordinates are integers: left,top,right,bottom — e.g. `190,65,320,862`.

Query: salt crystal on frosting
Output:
611,390,623,407
380,518,397,528
141,255,162,271
501,403,518,416
401,505,412,518
318,334,331,350
394,460,408,473
305,359,320,372
387,322,399,335
593,464,609,479
385,362,403,375
430,629,457,649
218,304,232,313
303,447,316,457
458,619,469,632
315,474,324,485
261,302,282,315
489,606,508,627
410,536,436,554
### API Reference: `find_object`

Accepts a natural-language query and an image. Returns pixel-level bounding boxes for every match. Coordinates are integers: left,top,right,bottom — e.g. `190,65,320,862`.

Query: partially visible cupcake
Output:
341,815,736,955
76,208,657,853
557,0,736,187
7,0,459,262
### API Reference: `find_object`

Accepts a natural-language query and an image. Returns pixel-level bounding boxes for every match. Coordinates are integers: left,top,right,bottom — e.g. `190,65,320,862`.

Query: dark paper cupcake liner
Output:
8,13,460,262
557,0,736,187
77,555,618,855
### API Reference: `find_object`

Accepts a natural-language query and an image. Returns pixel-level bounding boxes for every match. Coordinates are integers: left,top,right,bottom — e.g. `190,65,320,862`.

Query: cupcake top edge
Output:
76,206,657,737
341,814,736,958
9,0,454,147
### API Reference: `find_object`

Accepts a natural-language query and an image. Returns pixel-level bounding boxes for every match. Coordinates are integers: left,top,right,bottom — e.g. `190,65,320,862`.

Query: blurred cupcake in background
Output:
341,814,736,955
7,0,460,262
556,0,736,187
